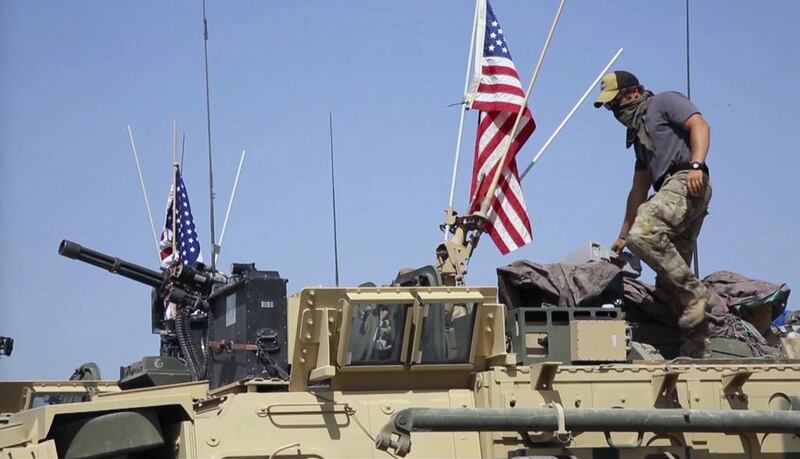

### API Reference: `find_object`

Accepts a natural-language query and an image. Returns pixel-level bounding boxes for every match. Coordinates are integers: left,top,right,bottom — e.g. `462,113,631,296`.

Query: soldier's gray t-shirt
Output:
633,91,700,186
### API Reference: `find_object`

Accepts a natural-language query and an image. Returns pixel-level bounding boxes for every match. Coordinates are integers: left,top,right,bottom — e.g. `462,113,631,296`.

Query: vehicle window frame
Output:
336,294,415,370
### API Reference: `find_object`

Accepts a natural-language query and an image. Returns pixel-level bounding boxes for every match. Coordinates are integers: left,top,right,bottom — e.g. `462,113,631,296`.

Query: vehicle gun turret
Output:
58,240,289,387
59,239,226,382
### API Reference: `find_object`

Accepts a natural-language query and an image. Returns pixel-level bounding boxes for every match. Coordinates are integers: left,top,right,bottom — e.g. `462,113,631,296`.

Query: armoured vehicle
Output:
1,235,799,459
3,0,799,456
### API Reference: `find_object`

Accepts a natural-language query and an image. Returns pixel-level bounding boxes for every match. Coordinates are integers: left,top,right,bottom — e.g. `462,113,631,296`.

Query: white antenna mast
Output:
127,125,160,261
215,149,246,267
520,48,624,180
443,0,480,242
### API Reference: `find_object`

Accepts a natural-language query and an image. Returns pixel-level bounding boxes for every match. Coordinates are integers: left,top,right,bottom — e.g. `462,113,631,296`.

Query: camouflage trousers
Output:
626,170,712,344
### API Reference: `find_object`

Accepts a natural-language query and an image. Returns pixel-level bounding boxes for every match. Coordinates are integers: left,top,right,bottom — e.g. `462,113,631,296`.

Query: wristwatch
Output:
690,162,704,170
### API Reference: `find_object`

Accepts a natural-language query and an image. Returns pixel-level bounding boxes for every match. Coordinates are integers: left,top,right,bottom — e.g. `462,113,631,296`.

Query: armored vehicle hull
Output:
3,284,799,459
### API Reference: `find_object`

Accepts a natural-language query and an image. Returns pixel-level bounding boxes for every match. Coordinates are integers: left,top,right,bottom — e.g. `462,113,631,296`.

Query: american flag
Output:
159,168,203,269
465,0,535,254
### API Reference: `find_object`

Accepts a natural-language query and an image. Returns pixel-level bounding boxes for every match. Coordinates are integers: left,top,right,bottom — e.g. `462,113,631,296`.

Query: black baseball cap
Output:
593,70,640,108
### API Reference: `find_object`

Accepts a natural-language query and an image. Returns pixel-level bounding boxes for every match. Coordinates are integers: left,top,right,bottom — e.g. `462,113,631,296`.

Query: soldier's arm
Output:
684,113,710,196
684,113,710,163
612,169,651,255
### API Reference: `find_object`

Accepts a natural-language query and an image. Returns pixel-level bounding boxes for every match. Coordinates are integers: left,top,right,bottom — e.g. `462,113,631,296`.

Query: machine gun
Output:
59,240,224,381
58,240,289,387
58,240,289,388
58,239,222,304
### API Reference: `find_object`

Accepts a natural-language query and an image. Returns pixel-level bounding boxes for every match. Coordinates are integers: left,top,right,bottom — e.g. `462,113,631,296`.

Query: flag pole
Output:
127,125,161,261
477,0,565,217
216,149,246,267
172,120,178,262
444,0,481,241
520,47,624,180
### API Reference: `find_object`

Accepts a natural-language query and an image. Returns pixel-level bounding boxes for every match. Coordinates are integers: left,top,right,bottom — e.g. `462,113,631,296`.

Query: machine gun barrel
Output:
59,240,165,288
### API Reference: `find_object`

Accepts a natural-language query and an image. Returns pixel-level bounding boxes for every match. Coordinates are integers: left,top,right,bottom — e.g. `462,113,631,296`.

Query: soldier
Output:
594,71,712,358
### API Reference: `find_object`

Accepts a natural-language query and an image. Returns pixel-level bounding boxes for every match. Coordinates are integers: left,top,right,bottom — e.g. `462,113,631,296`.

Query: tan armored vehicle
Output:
1,236,799,459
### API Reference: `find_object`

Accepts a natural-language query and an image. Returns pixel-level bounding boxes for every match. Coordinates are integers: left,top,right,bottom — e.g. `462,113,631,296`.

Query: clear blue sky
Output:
1,1,798,379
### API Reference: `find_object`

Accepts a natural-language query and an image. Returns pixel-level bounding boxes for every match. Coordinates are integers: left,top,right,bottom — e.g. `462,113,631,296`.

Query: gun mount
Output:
58,239,222,381
436,208,486,286
57,240,288,387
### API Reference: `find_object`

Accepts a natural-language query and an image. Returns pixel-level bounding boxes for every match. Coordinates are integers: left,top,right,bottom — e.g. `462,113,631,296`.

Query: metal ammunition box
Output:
569,319,628,362
208,267,288,388
118,356,192,390
507,306,624,364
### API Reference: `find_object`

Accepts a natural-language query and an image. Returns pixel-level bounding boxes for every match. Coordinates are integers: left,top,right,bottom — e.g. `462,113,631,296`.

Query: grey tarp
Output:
497,260,623,309
702,270,790,335
497,260,790,338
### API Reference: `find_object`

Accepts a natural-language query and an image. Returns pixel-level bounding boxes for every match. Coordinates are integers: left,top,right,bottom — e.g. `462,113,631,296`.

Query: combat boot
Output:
678,296,707,330
679,334,711,359
679,322,711,358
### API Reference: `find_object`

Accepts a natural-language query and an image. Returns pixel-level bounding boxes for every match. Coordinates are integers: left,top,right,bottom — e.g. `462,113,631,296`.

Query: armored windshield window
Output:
418,303,476,364
347,303,408,365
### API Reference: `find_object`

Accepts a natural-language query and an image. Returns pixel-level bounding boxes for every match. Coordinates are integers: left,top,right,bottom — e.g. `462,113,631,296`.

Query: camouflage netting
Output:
497,260,791,350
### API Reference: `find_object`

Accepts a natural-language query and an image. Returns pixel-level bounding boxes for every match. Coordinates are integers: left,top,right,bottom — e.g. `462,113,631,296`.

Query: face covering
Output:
613,90,654,152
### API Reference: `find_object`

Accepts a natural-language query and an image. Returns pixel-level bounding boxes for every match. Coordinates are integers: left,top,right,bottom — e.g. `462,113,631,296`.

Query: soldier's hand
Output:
686,169,705,197
611,237,626,256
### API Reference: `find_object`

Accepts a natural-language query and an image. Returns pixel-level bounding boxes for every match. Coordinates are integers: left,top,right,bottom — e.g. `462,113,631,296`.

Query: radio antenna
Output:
216,149,247,267
685,0,692,102
127,125,160,261
201,0,218,272
329,113,341,287
685,0,700,278
180,133,186,170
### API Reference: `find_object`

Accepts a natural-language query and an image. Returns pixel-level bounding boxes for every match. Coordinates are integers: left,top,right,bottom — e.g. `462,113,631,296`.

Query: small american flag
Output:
159,168,203,269
465,0,535,254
